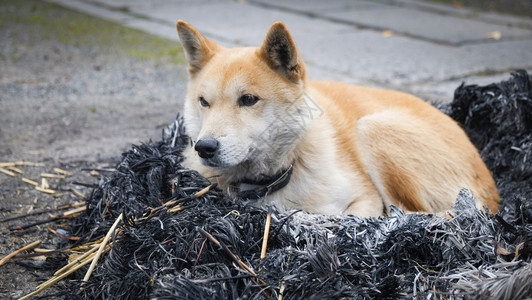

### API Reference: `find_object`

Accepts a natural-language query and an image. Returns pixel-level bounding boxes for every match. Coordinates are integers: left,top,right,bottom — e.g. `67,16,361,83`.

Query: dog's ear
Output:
176,20,218,75
259,22,305,83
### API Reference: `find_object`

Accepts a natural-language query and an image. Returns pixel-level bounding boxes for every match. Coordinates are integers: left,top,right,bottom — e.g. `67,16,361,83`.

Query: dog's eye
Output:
238,94,259,107
199,96,210,107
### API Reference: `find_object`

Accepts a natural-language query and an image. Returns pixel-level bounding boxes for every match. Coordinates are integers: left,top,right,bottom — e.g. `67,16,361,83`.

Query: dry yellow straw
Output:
19,248,108,300
260,213,272,259
53,246,100,277
0,168,16,177
194,184,213,197
7,166,23,174
41,173,66,179
82,213,123,283
53,167,71,176
0,240,41,267
0,161,41,167
22,177,39,186
35,187,56,194
71,189,87,200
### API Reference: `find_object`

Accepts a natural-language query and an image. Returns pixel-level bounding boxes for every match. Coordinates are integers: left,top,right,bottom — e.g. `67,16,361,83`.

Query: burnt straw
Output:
59,71,531,299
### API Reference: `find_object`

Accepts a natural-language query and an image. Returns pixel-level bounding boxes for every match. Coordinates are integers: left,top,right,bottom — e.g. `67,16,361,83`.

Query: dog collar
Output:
230,163,294,201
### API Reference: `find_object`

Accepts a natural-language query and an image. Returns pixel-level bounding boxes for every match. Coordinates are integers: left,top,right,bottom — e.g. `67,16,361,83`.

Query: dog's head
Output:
177,20,313,177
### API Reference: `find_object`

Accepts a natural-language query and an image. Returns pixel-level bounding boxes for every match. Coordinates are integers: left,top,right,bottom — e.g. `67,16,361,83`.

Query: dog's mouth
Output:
200,157,227,168
199,146,256,170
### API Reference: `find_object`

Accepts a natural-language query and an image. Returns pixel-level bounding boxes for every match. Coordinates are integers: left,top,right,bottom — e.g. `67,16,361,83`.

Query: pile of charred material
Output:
30,71,532,299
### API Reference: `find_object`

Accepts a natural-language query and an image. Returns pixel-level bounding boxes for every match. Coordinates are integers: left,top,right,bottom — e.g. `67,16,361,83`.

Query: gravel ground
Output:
0,1,186,298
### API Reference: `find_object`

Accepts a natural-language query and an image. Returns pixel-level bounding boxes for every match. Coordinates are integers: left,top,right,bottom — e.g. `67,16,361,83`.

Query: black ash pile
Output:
63,71,532,299
443,69,532,202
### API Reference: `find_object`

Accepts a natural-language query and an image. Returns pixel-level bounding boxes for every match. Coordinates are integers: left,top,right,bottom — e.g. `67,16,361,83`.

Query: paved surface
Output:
48,0,532,102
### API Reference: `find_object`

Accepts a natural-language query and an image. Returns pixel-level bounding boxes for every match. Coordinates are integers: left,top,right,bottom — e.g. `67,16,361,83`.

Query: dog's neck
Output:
227,163,294,201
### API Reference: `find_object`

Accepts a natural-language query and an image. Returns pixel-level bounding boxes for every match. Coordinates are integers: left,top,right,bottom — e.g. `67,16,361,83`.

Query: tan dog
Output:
176,20,499,217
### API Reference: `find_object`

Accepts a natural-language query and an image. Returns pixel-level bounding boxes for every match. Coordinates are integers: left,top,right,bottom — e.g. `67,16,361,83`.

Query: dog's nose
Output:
195,138,219,159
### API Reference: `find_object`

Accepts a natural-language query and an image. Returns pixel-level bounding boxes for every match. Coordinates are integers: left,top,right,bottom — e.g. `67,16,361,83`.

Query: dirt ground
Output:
0,1,187,298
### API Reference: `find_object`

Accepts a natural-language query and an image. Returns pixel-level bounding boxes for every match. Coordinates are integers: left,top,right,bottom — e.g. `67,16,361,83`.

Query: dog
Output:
176,20,499,217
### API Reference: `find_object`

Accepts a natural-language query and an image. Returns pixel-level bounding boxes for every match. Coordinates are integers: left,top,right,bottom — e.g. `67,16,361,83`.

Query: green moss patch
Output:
0,0,184,65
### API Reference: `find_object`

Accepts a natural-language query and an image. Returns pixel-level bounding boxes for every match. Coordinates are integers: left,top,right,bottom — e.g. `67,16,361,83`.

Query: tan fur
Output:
176,20,499,217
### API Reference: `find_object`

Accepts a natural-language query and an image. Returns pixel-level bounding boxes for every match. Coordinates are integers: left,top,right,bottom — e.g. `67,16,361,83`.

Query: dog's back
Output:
310,81,499,214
